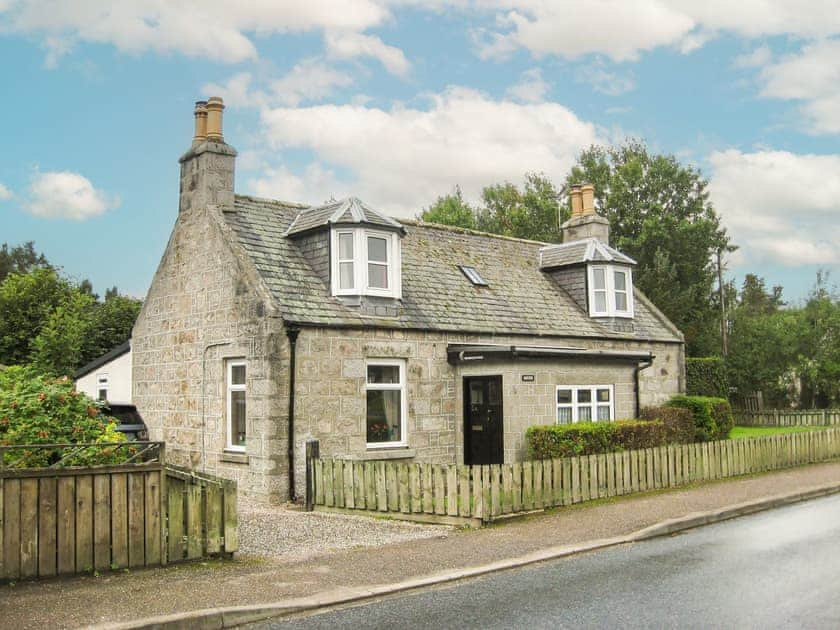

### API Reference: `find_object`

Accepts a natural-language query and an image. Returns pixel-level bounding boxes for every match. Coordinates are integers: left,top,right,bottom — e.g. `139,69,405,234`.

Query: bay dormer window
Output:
331,228,402,299
588,265,633,318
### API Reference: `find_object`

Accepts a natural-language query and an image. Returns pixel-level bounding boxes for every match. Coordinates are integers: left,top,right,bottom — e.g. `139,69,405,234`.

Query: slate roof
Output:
285,197,404,236
539,238,636,269
224,195,683,343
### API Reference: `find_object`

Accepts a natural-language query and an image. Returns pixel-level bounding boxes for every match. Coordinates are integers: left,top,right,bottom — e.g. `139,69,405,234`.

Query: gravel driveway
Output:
238,502,452,561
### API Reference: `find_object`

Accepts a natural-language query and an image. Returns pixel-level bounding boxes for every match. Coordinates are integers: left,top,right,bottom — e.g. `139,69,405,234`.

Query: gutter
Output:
286,325,301,501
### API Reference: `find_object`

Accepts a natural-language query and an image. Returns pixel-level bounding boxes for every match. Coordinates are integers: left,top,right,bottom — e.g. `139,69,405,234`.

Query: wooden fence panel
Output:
37,478,57,578
111,474,128,568
308,429,840,524
56,477,75,575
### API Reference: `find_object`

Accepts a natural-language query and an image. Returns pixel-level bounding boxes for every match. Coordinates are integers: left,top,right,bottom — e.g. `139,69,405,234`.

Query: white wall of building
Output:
76,349,133,404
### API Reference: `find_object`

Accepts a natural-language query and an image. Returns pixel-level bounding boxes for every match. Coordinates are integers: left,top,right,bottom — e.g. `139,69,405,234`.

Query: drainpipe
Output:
634,355,655,418
286,325,301,502
201,340,232,472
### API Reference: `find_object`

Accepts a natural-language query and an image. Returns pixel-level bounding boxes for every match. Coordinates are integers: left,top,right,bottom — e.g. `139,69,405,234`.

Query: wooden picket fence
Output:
736,409,840,427
310,429,840,524
0,443,238,581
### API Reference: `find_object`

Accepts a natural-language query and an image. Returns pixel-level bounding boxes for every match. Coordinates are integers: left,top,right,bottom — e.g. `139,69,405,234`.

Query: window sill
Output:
220,451,248,465
353,448,416,461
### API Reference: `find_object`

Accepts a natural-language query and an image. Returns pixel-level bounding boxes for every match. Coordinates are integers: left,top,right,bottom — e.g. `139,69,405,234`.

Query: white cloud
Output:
0,0,389,64
325,31,410,77
576,60,635,96
733,45,772,69
754,39,840,134
0,182,11,200
203,60,353,109
254,86,601,214
708,149,840,266
475,1,695,62
25,171,119,220
470,1,840,62
505,68,549,103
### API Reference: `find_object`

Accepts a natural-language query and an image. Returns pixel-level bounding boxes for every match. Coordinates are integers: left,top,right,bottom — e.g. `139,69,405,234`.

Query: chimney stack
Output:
192,101,208,146
205,96,225,142
179,95,236,214
561,182,610,244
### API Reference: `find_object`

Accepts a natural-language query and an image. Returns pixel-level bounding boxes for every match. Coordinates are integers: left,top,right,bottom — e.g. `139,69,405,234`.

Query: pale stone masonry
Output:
133,99,685,504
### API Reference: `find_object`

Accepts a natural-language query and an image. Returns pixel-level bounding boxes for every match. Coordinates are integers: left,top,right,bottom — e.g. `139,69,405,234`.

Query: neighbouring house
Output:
75,340,132,404
132,97,685,504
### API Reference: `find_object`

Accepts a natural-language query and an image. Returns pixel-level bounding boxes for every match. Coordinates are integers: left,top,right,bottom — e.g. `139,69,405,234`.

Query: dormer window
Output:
331,228,402,298
588,265,633,318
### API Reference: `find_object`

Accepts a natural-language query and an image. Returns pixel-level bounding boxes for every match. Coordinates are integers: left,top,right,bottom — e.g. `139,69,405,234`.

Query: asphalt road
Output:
264,494,840,629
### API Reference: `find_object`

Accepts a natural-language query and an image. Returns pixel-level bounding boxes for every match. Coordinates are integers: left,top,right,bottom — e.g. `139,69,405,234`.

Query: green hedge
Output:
639,406,695,444
526,420,667,459
666,395,734,441
686,357,728,398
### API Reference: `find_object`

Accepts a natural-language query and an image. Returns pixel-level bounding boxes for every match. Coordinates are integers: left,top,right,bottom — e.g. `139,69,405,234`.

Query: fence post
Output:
305,439,320,512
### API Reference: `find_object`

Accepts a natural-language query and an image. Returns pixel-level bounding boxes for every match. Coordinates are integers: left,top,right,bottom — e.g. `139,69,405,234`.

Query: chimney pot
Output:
569,185,583,218
580,183,595,215
205,96,225,141
193,100,208,146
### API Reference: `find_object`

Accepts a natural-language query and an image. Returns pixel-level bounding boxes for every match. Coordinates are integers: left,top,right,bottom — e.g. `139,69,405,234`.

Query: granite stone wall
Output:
290,326,683,498
133,143,290,504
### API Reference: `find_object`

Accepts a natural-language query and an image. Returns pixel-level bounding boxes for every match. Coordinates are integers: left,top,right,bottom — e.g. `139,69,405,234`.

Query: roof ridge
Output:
234,194,309,209
399,219,550,246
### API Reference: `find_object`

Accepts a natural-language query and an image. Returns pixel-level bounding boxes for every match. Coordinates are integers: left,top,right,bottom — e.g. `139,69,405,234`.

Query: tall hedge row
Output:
526,420,667,459
666,395,734,441
685,357,728,398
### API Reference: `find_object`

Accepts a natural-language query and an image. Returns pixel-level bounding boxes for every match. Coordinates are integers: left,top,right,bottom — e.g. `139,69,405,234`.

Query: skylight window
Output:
459,265,488,286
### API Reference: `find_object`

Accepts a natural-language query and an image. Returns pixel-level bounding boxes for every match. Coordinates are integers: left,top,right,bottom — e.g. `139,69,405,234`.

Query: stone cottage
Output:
132,98,685,504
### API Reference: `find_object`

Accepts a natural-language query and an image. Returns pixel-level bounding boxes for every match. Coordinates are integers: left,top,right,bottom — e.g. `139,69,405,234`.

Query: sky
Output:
0,1,838,304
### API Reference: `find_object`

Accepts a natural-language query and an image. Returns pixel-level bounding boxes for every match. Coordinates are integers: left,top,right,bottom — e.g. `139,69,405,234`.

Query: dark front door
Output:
464,375,504,465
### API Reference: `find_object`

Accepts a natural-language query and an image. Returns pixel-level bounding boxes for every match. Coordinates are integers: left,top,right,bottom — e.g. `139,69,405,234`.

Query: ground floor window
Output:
226,360,247,450
556,385,614,424
366,359,407,448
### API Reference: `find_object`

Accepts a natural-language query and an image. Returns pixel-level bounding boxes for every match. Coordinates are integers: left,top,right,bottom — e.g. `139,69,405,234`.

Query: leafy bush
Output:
526,420,667,459
686,357,728,398
666,395,733,441
639,406,695,444
0,365,130,468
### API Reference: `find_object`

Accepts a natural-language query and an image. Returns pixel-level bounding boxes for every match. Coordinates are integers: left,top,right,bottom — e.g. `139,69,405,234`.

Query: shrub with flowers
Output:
0,365,131,468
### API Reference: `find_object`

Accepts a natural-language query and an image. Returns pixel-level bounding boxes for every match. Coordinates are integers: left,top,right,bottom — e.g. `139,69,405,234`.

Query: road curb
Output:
96,481,840,630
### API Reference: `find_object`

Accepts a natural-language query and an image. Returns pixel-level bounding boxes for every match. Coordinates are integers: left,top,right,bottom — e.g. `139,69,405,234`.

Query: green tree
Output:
84,293,142,362
795,274,840,408
565,141,733,355
477,173,564,242
31,290,97,377
0,269,75,366
420,186,477,229
0,241,52,283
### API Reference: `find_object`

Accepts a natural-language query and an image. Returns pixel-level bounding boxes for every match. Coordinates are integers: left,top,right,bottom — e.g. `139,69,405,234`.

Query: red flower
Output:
38,393,47,401
87,406,98,418
10,401,18,409
38,431,49,439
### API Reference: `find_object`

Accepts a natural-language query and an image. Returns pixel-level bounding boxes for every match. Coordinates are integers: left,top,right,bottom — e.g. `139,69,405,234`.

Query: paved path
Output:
270,494,840,629
2,462,840,629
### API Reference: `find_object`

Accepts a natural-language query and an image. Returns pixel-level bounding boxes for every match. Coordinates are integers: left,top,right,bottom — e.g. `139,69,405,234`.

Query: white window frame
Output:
335,230,356,292
97,373,109,401
226,360,247,452
588,265,634,318
556,384,615,424
331,228,402,299
365,358,408,449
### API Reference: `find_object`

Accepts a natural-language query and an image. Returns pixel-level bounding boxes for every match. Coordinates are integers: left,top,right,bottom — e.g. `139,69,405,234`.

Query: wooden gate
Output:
0,443,237,581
